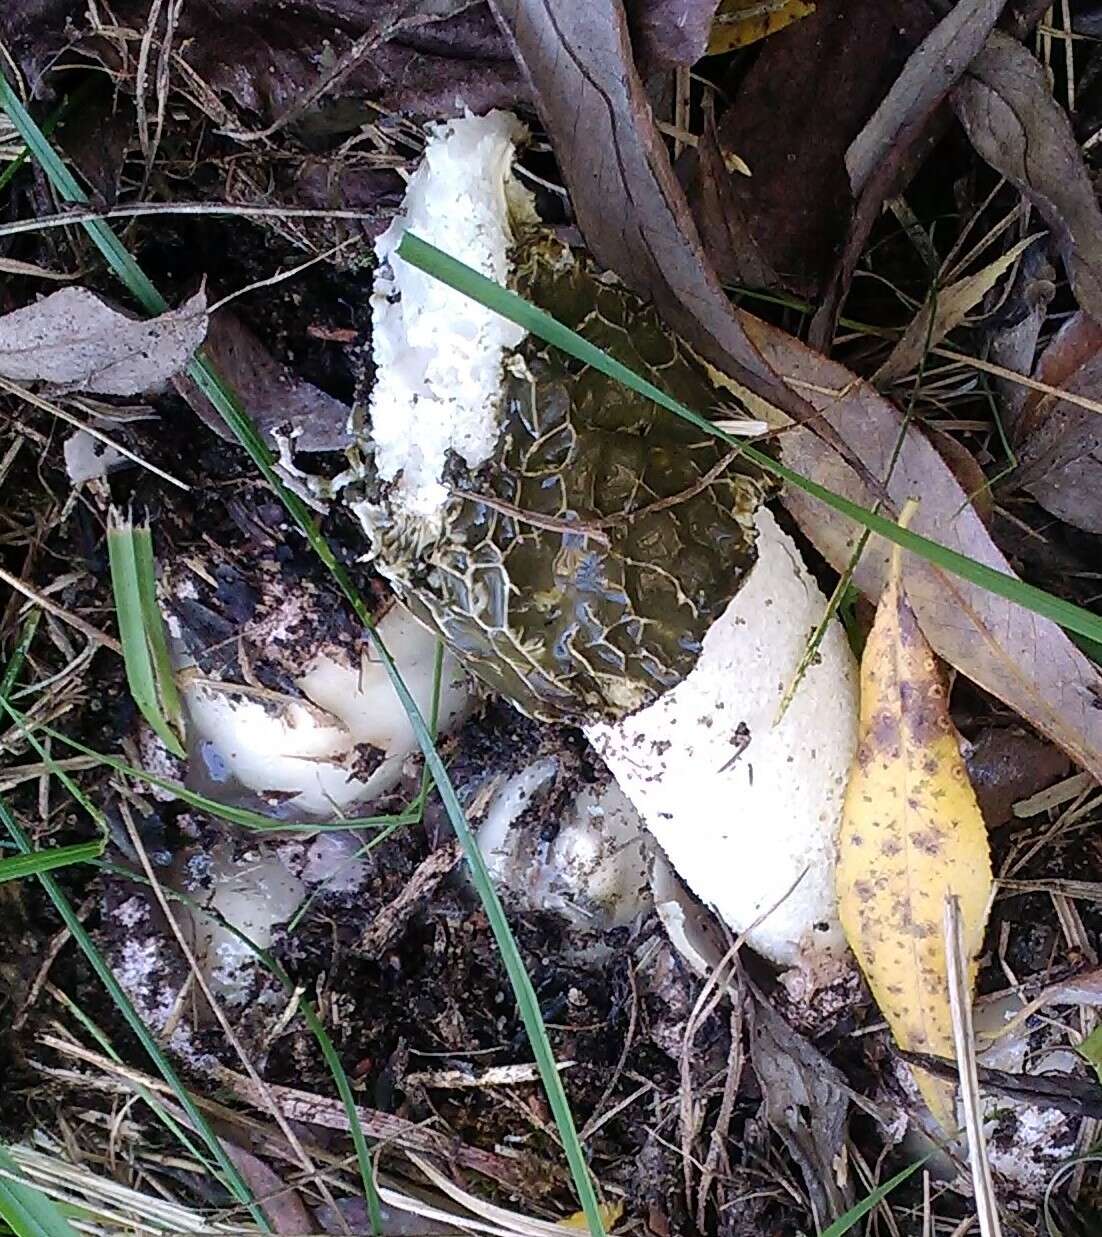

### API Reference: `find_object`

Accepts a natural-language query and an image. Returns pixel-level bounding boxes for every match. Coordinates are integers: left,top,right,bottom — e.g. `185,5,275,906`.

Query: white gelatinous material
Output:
369,110,534,521
586,508,859,967
477,760,650,927
182,601,473,817
189,845,305,1003
64,429,127,482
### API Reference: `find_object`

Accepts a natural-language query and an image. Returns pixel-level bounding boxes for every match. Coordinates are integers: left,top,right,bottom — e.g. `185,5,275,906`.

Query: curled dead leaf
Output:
875,233,1042,386
953,30,1102,326
734,310,1102,782
1009,311,1102,534
837,517,993,1129
0,287,207,395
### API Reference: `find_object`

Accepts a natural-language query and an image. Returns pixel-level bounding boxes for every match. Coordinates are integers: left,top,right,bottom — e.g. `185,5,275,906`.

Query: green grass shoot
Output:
822,1156,929,1237
106,510,185,758
0,841,102,883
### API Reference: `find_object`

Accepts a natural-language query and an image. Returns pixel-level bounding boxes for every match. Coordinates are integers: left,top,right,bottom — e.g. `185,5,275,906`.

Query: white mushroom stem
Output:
476,761,650,927
585,508,858,967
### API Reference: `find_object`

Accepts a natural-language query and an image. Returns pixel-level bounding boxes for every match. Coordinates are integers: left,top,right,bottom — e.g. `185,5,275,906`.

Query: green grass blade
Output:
395,232,1102,648
822,1156,929,1237
0,841,102,883
0,1145,79,1237
106,512,185,758
131,521,184,732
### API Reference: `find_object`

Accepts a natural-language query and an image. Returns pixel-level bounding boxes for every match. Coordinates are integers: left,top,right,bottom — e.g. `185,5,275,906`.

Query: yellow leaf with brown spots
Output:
559,1202,623,1230
707,0,816,54
836,533,992,1130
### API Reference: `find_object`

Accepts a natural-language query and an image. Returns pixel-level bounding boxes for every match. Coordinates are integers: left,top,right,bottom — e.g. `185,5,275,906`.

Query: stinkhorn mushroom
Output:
346,111,858,967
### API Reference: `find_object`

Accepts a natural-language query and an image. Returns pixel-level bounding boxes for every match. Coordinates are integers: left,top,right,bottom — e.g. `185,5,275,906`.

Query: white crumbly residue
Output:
368,110,533,521
586,507,859,968
113,895,148,929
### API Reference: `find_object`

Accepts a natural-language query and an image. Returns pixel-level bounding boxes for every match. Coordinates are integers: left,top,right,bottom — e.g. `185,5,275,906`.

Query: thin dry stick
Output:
944,894,1003,1237
0,201,385,242
594,448,743,528
0,377,188,491
119,803,344,1223
933,345,1102,418
696,1001,742,1230
134,0,166,168
457,448,748,549
450,488,612,547
205,237,360,315
0,567,121,654
40,1032,526,1191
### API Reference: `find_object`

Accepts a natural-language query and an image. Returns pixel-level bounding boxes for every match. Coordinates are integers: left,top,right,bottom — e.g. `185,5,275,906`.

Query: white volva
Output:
586,508,858,966
180,601,473,817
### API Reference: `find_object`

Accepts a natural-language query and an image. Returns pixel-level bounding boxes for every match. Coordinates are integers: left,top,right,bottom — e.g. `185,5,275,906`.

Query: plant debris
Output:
0,287,207,394
3,1,1102,1234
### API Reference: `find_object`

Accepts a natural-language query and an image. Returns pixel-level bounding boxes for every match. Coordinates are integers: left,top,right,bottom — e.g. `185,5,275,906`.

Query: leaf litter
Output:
837,505,993,1131
0,287,207,394
2,0,1102,1234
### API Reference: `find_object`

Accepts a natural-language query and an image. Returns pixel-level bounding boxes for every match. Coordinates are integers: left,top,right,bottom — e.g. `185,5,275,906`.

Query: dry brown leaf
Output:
173,309,350,452
0,287,207,395
953,30,1102,326
875,233,1041,385
490,0,889,495
683,99,782,292
706,0,814,53
681,0,931,299
221,1141,314,1234
732,310,1102,781
838,515,993,1129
